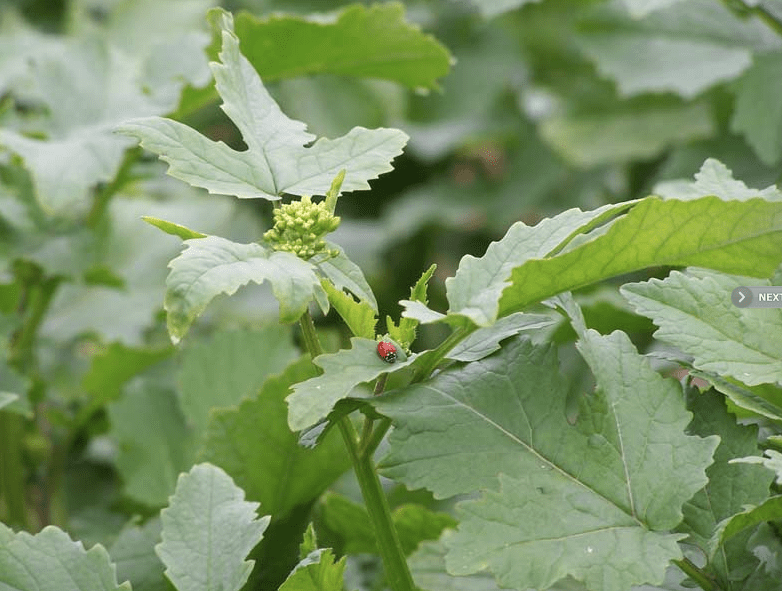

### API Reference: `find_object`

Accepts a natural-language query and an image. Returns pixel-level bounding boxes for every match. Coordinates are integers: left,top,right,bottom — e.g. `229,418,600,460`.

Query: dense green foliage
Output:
2,1,782,590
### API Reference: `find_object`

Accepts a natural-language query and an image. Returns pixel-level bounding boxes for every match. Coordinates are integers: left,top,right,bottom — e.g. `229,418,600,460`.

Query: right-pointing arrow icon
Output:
732,287,752,308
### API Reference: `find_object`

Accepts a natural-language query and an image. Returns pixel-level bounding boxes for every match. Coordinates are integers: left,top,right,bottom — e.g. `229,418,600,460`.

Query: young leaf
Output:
157,463,269,591
498,196,782,318
0,525,130,591
387,264,437,348
321,280,377,339
286,337,411,432
117,13,408,201
164,236,324,343
315,244,378,311
200,358,350,519
142,216,207,240
233,4,452,90
621,270,782,387
373,333,717,591
277,548,345,591
710,496,782,560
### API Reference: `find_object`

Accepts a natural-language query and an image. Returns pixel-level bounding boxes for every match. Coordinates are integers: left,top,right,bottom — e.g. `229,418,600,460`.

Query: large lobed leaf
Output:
156,463,269,591
233,4,451,90
117,12,408,201
164,236,324,343
373,332,717,591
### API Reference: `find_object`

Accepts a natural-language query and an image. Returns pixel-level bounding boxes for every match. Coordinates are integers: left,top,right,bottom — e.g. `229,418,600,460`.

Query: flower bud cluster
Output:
263,195,340,259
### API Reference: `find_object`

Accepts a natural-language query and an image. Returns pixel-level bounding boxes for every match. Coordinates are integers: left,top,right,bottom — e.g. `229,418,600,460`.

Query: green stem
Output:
0,412,28,529
298,312,415,591
86,147,140,228
722,0,782,36
411,324,474,383
673,558,721,591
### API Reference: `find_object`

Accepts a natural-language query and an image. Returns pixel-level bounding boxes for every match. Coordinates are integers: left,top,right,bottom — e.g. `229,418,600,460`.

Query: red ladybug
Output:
377,341,397,363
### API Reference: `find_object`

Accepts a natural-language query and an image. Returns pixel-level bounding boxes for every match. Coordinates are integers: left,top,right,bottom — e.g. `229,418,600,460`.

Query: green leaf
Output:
142,216,207,240
617,0,685,18
178,326,299,438
109,518,166,591
200,358,350,518
321,280,377,339
388,264,437,348
499,196,782,318
680,390,774,587
710,496,782,559
621,270,782,387
286,337,411,432
654,157,782,201
408,539,503,591
233,4,452,90
446,202,634,326
731,51,782,165
576,1,778,98
0,392,18,410
373,334,717,591
82,342,174,412
164,236,324,343
277,548,345,591
117,14,408,202
456,0,539,18
690,371,782,423
540,99,714,166
0,525,130,591
157,463,269,591
732,449,782,485
108,381,196,507
445,312,556,362
315,245,378,311
319,492,456,556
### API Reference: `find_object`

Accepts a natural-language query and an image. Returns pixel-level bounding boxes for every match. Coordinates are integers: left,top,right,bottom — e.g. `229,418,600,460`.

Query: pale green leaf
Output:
178,326,298,437
680,391,774,587
621,271,782,386
374,334,717,591
157,463,269,591
164,236,323,342
499,196,782,318
0,392,18,411
109,518,166,591
731,51,782,165
278,549,345,591
618,0,685,18
732,449,782,485
0,525,130,591
576,1,779,98
200,358,350,518
446,202,633,326
408,538,503,591
654,158,782,201
233,4,452,90
108,381,196,507
446,312,556,362
286,337,410,432
117,16,408,201
320,280,377,339
540,100,714,166
142,216,206,240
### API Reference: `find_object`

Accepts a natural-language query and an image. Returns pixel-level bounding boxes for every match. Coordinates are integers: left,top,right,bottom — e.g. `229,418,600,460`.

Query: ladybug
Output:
377,341,397,364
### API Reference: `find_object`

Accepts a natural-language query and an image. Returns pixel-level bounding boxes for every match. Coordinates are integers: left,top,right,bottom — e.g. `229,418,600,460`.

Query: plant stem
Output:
411,324,473,383
0,412,28,529
673,558,721,591
298,312,415,591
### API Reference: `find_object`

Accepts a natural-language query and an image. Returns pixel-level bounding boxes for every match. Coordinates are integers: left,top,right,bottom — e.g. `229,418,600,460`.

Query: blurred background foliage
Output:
1,0,781,587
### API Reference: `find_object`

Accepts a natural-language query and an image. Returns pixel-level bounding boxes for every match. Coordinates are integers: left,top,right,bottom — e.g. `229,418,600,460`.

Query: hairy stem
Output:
298,312,415,591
